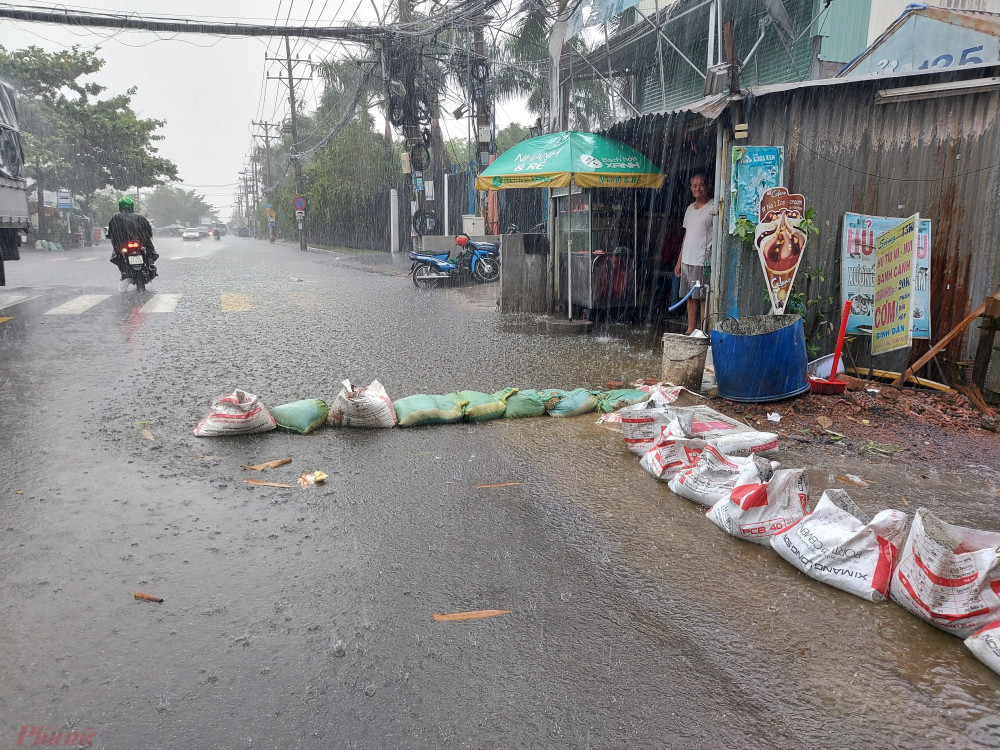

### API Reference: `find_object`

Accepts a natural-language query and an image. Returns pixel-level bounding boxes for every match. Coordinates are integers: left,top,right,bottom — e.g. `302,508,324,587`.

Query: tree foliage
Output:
143,185,216,227
0,45,177,195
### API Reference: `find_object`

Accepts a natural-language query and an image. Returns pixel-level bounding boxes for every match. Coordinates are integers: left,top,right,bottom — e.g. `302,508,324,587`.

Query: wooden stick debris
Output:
243,478,294,488
433,609,511,622
475,482,523,489
134,591,163,603
241,457,292,471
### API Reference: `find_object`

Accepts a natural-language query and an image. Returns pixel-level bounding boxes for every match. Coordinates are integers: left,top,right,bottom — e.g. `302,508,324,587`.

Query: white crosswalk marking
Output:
0,293,40,310
44,295,112,315
140,294,182,313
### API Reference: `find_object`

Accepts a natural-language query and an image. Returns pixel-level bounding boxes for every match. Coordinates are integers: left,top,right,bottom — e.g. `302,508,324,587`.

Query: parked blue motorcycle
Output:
409,234,501,289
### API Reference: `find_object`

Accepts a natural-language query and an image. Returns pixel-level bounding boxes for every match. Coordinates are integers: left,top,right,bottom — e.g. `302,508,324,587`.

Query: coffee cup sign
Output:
754,187,808,313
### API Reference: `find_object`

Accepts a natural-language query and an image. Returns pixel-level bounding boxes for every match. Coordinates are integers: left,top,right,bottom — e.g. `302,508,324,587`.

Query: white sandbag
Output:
889,509,1000,637
194,389,276,437
706,469,810,545
770,489,909,601
668,445,776,508
621,404,680,455
328,379,397,428
965,620,1000,677
638,425,706,481
621,403,777,457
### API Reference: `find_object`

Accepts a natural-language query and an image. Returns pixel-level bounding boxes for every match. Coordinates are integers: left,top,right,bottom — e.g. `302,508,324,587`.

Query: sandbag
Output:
770,489,909,601
889,509,1000,637
458,389,515,423
706,469,810,545
598,385,683,429
638,427,705,481
328,379,397,428
965,620,1000,677
621,403,777,457
595,389,649,413
546,388,599,417
620,402,679,455
193,389,277,437
271,398,330,434
668,446,776,508
393,393,470,427
502,389,546,419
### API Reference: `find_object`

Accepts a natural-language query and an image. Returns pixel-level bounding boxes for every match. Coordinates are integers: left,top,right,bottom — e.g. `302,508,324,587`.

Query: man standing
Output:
674,173,716,335
108,196,157,280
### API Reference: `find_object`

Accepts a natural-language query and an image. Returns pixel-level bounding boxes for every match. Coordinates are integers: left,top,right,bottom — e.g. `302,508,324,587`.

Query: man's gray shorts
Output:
680,263,709,300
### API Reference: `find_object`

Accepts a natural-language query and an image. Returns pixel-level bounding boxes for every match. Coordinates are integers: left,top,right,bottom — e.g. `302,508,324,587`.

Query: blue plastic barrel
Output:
710,315,809,402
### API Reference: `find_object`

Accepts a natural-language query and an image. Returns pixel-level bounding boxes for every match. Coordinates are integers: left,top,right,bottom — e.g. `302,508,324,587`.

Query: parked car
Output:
182,227,201,241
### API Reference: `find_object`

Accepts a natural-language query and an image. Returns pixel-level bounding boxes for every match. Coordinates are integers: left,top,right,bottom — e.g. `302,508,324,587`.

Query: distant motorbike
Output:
409,234,500,289
213,230,220,241
115,240,155,293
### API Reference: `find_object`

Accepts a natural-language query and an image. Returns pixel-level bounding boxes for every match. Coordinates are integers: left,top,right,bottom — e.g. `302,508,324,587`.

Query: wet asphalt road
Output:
0,237,997,749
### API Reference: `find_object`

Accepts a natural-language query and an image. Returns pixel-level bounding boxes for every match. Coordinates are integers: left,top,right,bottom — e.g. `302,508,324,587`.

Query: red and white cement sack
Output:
638,424,705,481
194,389,277,437
598,384,683,429
965,620,1000,677
667,445,777,508
706,469,809,545
770,489,910,601
889,509,1000,637
622,404,777,458
328,379,397,428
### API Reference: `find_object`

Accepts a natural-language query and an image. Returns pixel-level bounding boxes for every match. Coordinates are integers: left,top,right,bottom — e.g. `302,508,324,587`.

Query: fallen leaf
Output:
476,482,523,489
15,490,23,495
141,429,155,441
816,416,833,428
134,591,163,603
433,609,511,622
241,457,293,471
861,419,870,425
134,420,151,425
902,497,910,507
835,474,870,488
243,479,294,488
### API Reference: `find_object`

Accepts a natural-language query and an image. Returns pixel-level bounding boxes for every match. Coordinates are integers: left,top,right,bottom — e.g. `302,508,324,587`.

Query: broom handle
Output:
829,298,852,379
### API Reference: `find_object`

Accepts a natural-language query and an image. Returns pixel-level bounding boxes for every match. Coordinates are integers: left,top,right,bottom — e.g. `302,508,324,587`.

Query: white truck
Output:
0,79,29,286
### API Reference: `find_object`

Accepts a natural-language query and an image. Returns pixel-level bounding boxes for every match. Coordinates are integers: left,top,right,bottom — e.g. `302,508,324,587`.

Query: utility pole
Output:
35,158,45,239
251,120,278,241
285,35,307,252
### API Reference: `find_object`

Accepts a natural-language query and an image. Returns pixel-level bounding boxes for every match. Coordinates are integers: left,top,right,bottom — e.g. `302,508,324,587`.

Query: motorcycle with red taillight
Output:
115,239,156,293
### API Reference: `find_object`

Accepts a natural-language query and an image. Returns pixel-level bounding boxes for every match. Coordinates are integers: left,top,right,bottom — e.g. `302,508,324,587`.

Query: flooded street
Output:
0,239,996,749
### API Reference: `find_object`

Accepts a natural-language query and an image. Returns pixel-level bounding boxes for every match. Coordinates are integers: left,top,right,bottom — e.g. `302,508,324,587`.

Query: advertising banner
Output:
56,190,73,209
842,212,931,338
872,214,918,356
754,188,807,314
730,146,783,230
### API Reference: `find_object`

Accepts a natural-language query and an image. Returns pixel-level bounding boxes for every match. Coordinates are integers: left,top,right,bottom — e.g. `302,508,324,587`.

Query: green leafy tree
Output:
143,185,216,227
0,45,177,195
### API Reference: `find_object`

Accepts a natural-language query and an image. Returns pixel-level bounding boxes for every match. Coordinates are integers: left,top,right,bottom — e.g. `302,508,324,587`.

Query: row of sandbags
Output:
192,383,654,436
612,391,1000,679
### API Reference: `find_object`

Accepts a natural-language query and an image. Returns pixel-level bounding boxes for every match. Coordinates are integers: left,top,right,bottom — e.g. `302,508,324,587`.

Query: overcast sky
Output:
0,1,527,221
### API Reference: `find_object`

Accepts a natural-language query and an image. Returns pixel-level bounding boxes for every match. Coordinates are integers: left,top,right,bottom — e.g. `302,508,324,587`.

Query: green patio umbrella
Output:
476,131,665,191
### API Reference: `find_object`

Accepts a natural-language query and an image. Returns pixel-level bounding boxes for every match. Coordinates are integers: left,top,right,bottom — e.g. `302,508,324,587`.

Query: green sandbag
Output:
537,389,569,412
547,388,599,417
458,388,516,422
502,389,546,419
270,398,330,434
596,389,649,413
393,393,470,427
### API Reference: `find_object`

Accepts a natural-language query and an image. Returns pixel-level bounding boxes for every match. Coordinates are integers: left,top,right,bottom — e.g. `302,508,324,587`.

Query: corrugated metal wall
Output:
718,71,1000,368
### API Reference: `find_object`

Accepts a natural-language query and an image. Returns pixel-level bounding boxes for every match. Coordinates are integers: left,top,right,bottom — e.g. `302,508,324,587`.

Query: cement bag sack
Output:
770,489,909,601
502,389,546,419
668,446,777,509
328,379,397,428
670,405,779,457
620,402,676,456
596,389,650,413
547,388,599,417
889,509,1000,637
393,393,470,428
965,621,1000,677
271,399,330,434
194,389,277,437
459,389,515,423
706,469,810,546
638,428,705,481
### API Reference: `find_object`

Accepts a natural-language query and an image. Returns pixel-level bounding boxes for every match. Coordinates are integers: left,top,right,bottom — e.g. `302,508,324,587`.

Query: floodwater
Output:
0,239,996,748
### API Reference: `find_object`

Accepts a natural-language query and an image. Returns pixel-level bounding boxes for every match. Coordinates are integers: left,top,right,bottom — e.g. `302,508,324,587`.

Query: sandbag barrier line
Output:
614,396,1000,682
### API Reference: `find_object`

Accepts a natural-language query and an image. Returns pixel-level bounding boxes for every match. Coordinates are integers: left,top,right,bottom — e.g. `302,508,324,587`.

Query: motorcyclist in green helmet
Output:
107,196,158,280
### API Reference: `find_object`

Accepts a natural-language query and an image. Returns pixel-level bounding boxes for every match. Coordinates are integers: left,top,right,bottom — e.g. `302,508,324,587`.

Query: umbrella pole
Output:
568,178,574,320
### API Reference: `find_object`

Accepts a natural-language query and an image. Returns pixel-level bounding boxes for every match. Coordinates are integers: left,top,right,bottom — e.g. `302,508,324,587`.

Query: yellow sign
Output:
871,214,918,355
